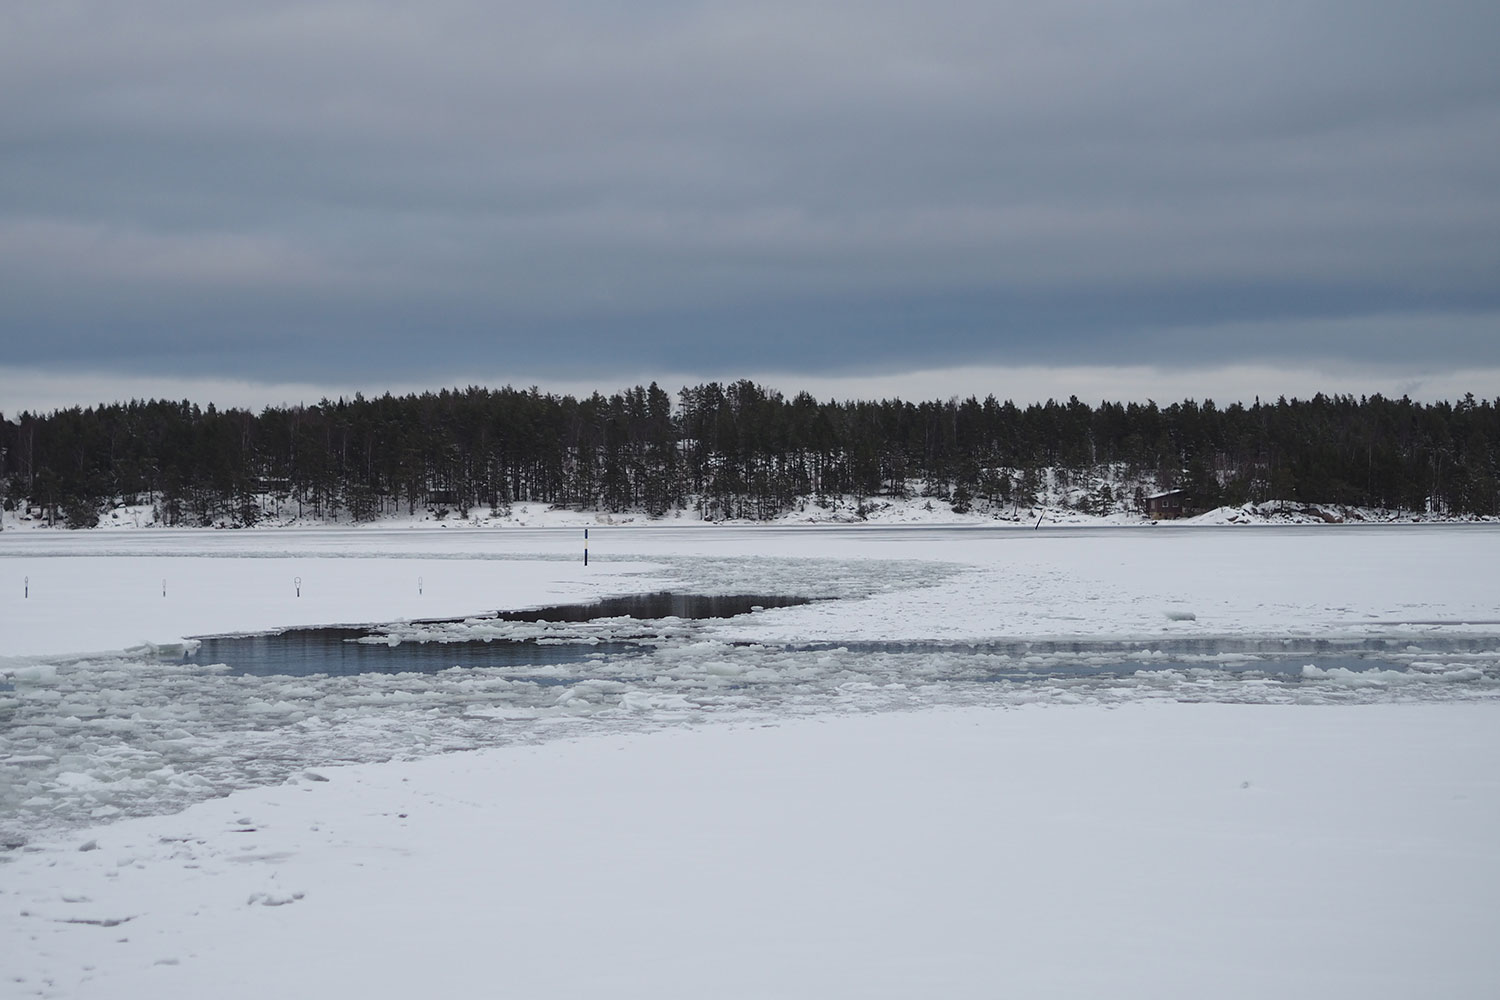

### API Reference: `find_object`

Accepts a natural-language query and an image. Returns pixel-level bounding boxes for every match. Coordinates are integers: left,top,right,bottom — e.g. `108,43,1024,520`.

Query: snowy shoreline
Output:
6,702,1499,999
6,495,1497,535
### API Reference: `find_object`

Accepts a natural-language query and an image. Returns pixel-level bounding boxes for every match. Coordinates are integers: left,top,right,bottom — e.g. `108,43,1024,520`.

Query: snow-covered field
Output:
3,524,1499,998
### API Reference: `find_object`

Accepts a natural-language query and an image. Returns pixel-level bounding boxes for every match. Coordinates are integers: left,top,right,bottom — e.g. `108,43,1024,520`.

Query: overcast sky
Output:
3,1,1498,413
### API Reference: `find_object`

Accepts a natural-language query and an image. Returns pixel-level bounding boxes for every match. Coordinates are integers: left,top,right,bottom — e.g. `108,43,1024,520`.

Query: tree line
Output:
1,383,1497,526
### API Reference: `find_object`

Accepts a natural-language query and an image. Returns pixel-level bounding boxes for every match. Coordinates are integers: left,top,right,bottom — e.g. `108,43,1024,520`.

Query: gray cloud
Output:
2,1,1497,390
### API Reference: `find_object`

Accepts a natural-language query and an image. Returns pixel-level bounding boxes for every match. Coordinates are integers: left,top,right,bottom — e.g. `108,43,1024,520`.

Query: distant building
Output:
1146,489,1190,520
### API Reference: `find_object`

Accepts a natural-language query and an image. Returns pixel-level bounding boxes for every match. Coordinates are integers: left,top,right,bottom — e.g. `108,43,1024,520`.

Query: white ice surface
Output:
4,703,1498,1000
4,525,1497,839
7,523,1500,654
2,550,657,659
3,525,1499,997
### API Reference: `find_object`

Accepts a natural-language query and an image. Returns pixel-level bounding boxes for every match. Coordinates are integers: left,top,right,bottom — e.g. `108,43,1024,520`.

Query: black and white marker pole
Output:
295,575,302,598
584,528,589,566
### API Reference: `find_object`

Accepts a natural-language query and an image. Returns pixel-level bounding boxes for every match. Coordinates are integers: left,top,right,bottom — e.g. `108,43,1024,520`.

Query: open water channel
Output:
5,587,1500,846
183,591,1500,683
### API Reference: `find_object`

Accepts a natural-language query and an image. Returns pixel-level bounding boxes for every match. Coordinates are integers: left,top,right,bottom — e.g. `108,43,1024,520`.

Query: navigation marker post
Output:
584,528,589,566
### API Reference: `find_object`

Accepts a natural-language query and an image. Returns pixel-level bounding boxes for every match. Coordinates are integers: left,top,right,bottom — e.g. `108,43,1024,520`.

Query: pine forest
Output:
2,384,1497,527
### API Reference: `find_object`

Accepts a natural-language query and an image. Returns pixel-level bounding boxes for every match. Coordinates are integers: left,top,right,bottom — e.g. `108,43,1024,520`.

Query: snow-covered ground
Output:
3,524,1499,998
7,704,1499,1000
6,492,1489,535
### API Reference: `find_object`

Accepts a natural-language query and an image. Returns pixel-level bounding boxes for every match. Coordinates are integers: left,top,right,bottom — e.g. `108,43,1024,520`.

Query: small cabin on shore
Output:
1146,489,1190,520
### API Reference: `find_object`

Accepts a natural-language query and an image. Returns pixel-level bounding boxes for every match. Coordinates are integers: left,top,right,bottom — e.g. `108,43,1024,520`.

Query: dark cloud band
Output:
2,1,1497,385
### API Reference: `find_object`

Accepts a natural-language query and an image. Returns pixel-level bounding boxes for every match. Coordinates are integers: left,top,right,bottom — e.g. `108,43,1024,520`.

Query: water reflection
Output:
190,629,643,677
493,592,812,622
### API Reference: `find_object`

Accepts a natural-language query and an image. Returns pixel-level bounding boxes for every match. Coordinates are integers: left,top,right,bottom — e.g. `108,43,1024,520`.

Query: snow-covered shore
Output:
4,495,1493,535
5,703,1498,1000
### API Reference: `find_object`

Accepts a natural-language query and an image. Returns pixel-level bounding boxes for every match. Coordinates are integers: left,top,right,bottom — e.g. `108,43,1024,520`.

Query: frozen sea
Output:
3,524,1499,998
